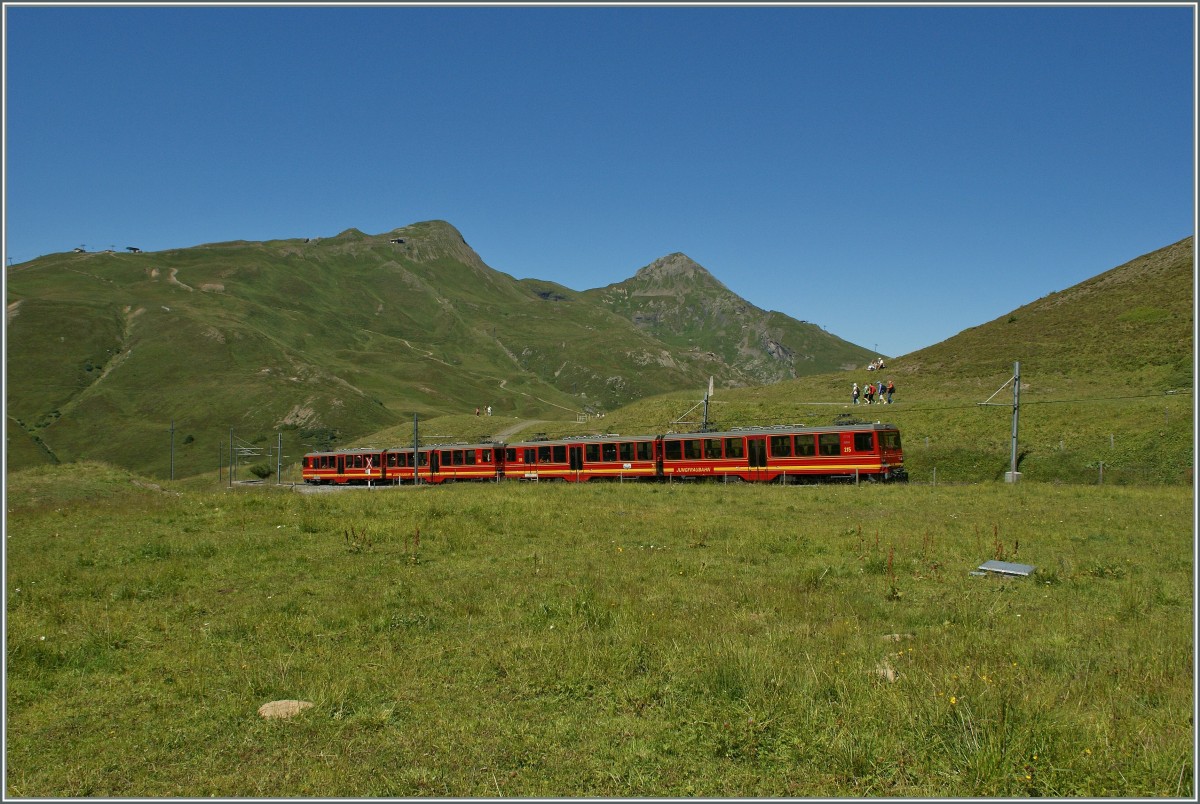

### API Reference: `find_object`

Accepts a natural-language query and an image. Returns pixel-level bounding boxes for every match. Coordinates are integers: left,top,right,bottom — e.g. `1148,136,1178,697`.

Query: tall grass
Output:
5,468,1193,796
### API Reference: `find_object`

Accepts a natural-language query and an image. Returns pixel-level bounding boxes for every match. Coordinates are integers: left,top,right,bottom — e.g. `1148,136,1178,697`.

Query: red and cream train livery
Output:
302,422,906,485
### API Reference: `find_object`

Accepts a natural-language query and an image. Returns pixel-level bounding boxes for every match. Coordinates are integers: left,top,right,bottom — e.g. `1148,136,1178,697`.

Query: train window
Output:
704,439,722,459
795,435,815,456
818,433,841,456
665,440,682,460
553,445,566,463
619,443,634,462
526,449,536,465
724,438,744,459
418,452,428,466
481,449,491,462
770,435,792,457
637,442,653,461
586,444,600,462
881,431,901,450
506,448,517,462
466,450,477,465
536,446,550,463
683,440,702,460
602,443,617,461
854,432,875,452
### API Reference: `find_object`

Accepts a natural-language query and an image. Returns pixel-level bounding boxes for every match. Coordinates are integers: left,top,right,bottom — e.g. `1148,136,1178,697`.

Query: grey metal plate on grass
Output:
976,560,1036,576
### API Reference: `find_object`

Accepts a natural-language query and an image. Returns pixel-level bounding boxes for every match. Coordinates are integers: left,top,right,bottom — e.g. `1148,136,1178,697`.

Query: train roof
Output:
305,423,899,456
505,433,658,448
662,422,899,438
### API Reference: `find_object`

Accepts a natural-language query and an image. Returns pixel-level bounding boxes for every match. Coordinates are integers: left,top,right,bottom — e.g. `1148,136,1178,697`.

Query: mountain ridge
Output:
5,220,873,477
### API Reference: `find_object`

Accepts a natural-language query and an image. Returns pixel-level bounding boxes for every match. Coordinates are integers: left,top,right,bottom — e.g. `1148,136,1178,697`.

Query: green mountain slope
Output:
538,236,1195,484
895,235,1194,395
5,220,872,479
583,252,872,385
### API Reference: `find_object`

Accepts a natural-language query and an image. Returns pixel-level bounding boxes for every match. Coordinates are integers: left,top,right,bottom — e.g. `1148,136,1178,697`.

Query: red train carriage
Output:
659,423,905,483
301,451,342,484
502,435,658,482
302,443,503,484
301,423,905,486
382,446,421,484
302,448,387,485
424,443,503,483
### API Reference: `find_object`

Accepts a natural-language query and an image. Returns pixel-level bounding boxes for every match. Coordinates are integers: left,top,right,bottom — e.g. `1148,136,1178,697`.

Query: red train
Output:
301,422,907,485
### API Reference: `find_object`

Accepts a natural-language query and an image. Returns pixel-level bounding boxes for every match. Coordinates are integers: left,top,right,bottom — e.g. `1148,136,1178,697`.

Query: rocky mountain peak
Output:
630,253,728,292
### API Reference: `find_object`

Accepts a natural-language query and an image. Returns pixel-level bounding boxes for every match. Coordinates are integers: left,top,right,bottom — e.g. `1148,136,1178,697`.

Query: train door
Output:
430,450,441,480
747,437,767,481
568,444,584,480
337,454,345,481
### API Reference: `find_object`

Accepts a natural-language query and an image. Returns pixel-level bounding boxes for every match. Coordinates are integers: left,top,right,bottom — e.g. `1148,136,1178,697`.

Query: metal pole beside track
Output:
1008,361,1021,483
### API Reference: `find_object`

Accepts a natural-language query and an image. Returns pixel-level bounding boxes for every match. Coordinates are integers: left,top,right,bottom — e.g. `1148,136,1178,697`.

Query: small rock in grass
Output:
258,700,314,720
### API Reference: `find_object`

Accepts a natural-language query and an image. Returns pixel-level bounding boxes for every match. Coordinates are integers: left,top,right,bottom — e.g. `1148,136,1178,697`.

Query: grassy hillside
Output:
7,221,868,479
518,236,1195,484
7,228,1191,484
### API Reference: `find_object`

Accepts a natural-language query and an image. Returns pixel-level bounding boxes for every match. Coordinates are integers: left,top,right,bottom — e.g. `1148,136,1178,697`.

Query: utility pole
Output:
276,431,282,484
978,361,1021,483
413,414,420,485
169,419,175,480
229,428,234,487
1008,361,1021,483
702,376,713,432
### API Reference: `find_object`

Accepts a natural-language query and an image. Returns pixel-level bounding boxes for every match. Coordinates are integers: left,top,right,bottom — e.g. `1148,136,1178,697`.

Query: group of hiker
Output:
852,378,894,405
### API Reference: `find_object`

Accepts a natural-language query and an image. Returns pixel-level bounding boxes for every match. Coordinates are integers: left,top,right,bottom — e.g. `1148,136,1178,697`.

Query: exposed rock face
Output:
585,252,869,387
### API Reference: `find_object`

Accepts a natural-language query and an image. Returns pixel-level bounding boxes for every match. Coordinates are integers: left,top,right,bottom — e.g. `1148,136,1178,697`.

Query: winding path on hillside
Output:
492,419,547,441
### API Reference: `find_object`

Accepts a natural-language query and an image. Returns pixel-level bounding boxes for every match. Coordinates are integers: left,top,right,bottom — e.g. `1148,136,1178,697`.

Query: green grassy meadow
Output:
5,466,1193,797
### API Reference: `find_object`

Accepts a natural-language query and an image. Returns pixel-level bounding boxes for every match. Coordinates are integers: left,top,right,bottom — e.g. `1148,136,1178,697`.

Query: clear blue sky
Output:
4,3,1195,357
